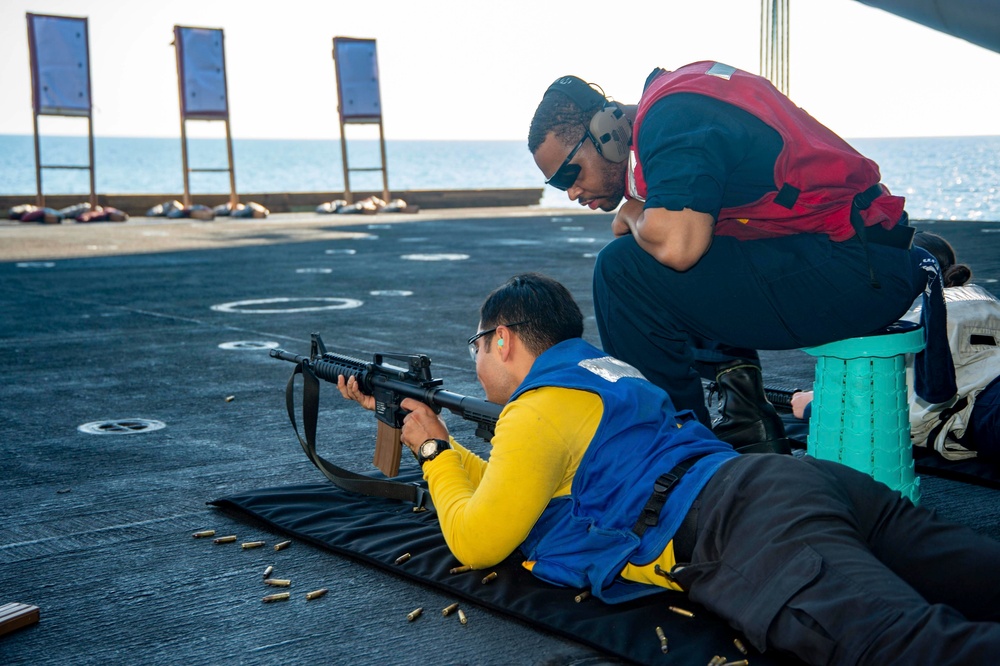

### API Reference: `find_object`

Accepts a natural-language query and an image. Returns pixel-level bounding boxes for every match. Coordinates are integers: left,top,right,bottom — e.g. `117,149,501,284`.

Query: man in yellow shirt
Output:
339,273,1000,665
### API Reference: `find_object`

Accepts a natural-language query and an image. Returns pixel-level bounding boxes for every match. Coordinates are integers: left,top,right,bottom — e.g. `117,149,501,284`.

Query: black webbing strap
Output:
284,363,433,510
849,183,888,290
923,396,970,450
632,454,710,537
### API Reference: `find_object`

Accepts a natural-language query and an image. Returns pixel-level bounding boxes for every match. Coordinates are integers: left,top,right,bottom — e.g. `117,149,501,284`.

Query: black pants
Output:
593,233,926,424
671,455,1000,665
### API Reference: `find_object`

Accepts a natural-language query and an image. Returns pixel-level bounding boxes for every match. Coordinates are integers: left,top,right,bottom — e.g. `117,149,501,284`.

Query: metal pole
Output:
339,117,352,205
174,27,191,208
32,111,43,208
224,117,238,209
218,30,238,210
83,16,97,209
87,114,97,208
179,126,191,209
378,120,389,203
783,0,791,96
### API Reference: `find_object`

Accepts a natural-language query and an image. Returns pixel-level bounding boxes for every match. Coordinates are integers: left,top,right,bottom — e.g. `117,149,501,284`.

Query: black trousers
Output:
593,232,926,424
671,455,1000,665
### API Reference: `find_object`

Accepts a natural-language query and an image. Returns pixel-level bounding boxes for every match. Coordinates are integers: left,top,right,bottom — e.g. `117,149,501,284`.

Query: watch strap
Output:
418,438,451,466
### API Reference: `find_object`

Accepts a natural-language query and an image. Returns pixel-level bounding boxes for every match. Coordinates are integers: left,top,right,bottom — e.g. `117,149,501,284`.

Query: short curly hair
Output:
527,89,593,154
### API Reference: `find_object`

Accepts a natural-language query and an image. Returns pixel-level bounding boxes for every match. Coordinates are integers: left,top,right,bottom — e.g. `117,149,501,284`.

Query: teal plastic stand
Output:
802,323,925,504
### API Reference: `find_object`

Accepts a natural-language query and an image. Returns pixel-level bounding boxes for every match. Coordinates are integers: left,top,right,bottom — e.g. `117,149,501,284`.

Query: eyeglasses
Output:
468,320,530,360
544,133,591,191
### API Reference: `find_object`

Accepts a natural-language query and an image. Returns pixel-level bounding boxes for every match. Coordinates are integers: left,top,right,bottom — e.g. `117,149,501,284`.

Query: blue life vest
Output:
514,339,737,603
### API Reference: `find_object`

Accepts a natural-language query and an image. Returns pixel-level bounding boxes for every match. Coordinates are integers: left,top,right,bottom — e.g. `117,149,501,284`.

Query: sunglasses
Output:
544,133,592,191
468,321,530,360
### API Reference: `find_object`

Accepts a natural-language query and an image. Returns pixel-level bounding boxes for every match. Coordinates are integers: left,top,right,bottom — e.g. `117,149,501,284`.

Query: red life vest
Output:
629,61,904,241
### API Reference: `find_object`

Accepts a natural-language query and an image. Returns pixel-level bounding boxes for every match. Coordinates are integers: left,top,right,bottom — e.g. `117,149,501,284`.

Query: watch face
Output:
420,440,437,458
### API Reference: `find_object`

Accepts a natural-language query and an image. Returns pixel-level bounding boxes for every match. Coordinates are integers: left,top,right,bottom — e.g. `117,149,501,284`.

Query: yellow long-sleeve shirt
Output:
423,385,682,591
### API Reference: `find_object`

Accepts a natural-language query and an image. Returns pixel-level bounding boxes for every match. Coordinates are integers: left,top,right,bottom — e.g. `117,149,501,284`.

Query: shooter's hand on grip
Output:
400,398,450,455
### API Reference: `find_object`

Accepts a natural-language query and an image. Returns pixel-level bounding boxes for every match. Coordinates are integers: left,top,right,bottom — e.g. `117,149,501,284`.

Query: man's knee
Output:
594,236,634,287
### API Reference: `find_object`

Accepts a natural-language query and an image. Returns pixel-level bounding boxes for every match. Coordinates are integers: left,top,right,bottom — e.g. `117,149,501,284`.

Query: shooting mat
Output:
211,469,802,666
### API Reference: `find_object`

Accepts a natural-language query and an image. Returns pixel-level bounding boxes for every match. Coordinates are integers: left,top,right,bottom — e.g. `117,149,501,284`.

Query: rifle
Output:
270,333,503,508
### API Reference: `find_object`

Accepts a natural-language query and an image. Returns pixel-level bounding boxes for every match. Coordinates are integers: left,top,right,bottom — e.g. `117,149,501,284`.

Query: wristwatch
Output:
417,438,451,467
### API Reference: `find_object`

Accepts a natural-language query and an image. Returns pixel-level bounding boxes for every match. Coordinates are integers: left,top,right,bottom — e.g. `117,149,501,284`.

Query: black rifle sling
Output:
284,363,433,511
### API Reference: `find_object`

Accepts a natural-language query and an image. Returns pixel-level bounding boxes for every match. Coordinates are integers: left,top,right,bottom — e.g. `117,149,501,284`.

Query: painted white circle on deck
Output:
370,290,413,297
296,268,333,274
496,239,541,246
551,217,574,222
325,249,357,255
16,262,56,268
78,419,166,435
561,226,584,231
211,297,364,314
218,341,281,350
981,229,1000,234
401,253,470,261
566,237,597,244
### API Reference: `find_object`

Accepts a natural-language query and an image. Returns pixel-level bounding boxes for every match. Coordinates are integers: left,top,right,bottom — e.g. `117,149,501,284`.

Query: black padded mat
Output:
211,472,802,666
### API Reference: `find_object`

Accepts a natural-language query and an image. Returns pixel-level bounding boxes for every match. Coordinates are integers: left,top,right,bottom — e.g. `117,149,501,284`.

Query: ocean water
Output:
1,134,998,218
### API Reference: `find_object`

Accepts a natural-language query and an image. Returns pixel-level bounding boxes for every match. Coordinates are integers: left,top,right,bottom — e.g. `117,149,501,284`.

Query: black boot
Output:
711,361,792,455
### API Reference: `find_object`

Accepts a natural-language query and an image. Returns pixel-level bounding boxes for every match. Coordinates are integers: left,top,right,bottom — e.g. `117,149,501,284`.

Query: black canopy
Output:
856,0,1000,53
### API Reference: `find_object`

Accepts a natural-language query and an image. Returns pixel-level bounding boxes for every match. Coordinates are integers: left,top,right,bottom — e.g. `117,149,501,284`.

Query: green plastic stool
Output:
802,321,925,504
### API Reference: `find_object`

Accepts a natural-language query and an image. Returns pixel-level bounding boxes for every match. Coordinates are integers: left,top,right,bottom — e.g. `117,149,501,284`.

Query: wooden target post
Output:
173,25,238,209
26,13,97,209
332,37,389,205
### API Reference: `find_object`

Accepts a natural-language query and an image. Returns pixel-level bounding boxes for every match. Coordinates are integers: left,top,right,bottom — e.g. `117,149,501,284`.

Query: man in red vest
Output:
529,62,929,453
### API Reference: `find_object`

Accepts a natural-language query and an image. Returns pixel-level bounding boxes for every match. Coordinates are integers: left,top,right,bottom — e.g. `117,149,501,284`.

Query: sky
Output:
2,0,999,142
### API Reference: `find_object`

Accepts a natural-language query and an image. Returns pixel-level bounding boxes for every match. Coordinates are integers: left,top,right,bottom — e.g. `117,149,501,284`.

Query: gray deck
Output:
2,210,998,665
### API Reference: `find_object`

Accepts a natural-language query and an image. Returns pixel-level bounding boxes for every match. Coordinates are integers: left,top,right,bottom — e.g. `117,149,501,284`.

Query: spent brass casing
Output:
481,571,498,584
263,565,274,579
442,603,460,616
669,605,695,618
733,638,748,655
305,588,328,601
262,592,290,603
264,579,291,587
721,661,750,666
213,535,237,544
242,541,266,549
225,395,235,402
707,657,726,666
394,552,412,565
192,530,216,538
274,540,291,551
655,626,668,654
574,590,591,603
407,607,423,622
457,609,468,625
449,564,472,574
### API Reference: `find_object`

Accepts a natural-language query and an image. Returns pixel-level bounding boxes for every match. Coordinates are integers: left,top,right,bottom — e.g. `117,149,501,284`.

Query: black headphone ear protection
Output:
545,76,631,163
